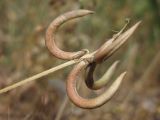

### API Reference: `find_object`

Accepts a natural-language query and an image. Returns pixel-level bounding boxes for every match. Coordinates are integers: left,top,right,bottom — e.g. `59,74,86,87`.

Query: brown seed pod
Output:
66,61,126,109
45,10,94,60
94,21,141,63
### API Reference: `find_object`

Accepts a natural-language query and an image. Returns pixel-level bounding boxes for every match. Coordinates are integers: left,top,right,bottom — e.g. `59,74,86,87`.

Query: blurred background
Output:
0,0,160,120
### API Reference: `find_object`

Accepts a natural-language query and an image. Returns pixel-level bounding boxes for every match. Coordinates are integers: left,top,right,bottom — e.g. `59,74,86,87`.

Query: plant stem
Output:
0,60,77,94
55,95,69,120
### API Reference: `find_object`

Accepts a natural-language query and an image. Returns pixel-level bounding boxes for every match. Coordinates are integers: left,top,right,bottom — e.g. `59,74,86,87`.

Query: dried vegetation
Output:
0,0,160,120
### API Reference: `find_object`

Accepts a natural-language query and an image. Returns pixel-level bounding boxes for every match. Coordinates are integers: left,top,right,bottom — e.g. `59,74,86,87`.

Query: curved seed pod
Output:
45,10,94,60
67,61,126,109
103,21,141,61
94,21,141,62
85,60,119,90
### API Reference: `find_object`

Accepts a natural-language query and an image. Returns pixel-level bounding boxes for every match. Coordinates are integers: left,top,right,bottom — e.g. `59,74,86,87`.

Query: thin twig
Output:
0,60,77,94
55,95,69,120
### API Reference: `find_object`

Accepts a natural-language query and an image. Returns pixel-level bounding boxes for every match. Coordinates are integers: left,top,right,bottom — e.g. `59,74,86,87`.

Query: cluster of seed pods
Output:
45,9,141,109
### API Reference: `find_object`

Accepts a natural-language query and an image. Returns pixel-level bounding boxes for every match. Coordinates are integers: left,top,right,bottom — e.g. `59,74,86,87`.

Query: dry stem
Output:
0,60,77,94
